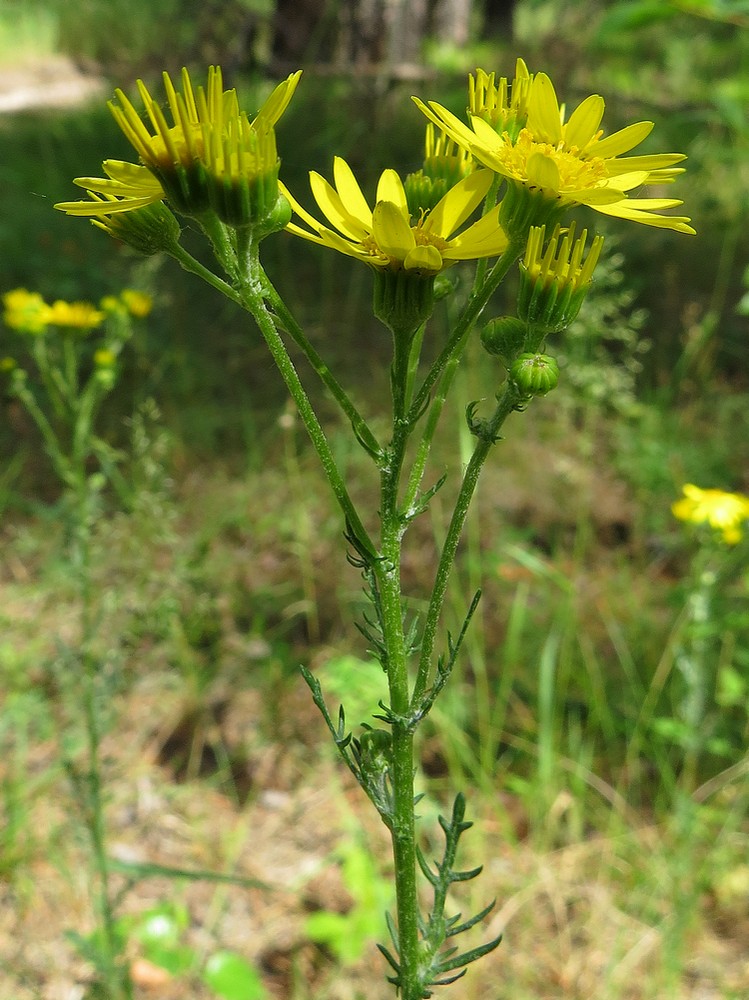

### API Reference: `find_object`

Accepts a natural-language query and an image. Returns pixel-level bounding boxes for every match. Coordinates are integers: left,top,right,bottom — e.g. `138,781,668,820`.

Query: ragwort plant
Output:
1,287,153,999
56,60,694,999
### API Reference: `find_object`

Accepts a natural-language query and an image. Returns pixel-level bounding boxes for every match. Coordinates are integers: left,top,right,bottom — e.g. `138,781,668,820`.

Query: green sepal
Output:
373,268,436,341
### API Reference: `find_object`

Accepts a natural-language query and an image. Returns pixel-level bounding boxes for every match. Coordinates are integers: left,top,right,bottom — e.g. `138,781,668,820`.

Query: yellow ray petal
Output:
606,153,687,175
372,200,415,259
564,94,605,149
591,121,653,159
526,151,560,191
527,73,562,144
310,171,370,241
376,170,409,215
593,201,695,234
404,244,443,271
412,98,478,150
333,157,373,227
423,169,493,238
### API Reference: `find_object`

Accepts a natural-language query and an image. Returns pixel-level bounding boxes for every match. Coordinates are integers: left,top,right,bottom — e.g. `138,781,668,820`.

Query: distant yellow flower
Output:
414,69,695,234
94,348,117,368
672,484,749,545
283,157,508,273
3,288,49,334
44,300,105,330
120,289,153,318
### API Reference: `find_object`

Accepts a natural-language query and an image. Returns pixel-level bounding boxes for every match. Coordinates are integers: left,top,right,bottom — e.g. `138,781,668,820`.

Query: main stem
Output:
377,322,422,997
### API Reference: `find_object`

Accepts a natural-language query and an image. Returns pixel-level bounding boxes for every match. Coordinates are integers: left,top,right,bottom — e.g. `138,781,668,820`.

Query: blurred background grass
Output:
1,1,749,998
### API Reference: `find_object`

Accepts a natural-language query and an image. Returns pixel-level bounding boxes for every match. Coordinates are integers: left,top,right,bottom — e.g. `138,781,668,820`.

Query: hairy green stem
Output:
238,237,375,560
377,374,420,999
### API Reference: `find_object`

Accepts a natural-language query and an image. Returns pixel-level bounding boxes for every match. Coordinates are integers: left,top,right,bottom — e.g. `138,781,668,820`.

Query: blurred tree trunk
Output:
431,0,473,48
482,0,517,40
272,0,483,72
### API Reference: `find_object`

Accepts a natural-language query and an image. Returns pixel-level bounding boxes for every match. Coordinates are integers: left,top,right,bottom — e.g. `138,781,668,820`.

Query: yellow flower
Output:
2,288,49,334
43,300,105,330
282,157,508,273
518,222,604,332
414,69,695,234
108,66,300,218
120,289,153,318
672,484,749,545
56,68,301,225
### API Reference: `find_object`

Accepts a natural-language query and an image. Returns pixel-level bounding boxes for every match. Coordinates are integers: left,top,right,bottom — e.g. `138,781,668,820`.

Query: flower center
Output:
500,129,608,191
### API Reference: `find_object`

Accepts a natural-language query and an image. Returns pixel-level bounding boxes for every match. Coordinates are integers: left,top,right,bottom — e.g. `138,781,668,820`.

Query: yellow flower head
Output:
518,222,604,332
282,157,508,274
414,68,695,234
108,66,300,218
672,484,749,545
2,288,49,334
56,68,301,225
43,300,105,331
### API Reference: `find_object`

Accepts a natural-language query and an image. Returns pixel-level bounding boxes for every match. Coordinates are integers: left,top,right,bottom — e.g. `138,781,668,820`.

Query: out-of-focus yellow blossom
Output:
283,157,508,273
120,290,153,317
93,348,117,367
672,484,749,545
3,288,49,334
414,68,695,234
43,300,105,330
0,356,16,372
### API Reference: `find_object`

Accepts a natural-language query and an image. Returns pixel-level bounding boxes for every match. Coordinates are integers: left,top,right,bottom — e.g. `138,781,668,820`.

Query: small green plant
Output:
53,59,694,999
306,833,393,964
125,903,269,999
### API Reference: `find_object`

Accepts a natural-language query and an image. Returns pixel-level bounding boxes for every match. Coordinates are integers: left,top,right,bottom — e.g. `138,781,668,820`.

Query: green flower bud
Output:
433,272,457,302
93,200,182,256
481,316,527,360
510,352,559,395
